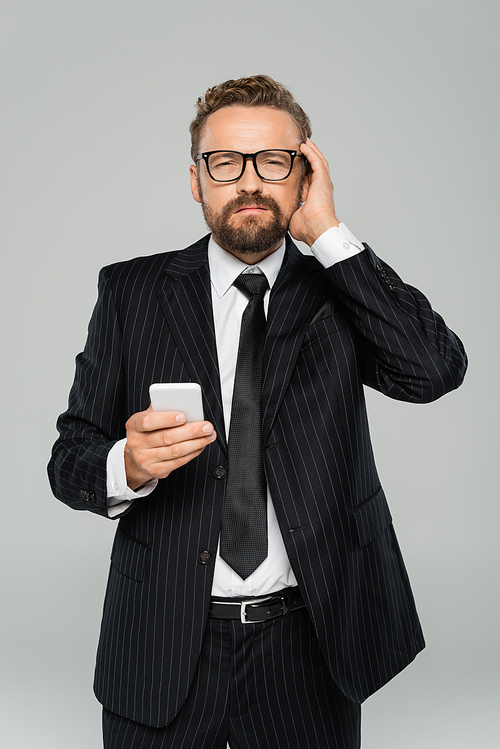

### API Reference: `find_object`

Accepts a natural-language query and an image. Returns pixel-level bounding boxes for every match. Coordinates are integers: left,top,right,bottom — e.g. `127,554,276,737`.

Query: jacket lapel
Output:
262,237,328,441
156,234,327,451
156,236,227,453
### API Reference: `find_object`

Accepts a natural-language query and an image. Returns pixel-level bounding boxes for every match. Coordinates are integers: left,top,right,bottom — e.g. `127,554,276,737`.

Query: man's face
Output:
190,106,308,262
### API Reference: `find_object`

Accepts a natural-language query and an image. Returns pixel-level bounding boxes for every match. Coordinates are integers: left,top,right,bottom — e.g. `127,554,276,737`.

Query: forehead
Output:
198,106,301,152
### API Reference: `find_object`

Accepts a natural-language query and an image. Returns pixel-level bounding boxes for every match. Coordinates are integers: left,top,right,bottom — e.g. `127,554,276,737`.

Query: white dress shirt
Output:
106,223,364,597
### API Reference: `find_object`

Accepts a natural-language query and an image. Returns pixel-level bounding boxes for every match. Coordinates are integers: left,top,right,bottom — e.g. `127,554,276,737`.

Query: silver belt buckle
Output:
240,595,274,624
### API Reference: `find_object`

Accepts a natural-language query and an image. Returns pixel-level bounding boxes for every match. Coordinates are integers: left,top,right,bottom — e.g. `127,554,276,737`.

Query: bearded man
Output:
49,74,467,749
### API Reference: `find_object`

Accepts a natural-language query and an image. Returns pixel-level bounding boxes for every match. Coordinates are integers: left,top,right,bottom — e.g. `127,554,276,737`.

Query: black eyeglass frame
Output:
196,149,302,182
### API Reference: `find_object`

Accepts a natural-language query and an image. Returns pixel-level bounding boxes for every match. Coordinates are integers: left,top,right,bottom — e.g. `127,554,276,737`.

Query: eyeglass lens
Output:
208,151,292,181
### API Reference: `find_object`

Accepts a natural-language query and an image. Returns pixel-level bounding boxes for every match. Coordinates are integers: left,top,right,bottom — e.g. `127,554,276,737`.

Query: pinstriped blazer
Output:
48,234,467,727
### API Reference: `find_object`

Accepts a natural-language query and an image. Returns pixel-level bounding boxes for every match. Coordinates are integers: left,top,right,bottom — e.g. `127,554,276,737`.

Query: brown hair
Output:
189,74,312,161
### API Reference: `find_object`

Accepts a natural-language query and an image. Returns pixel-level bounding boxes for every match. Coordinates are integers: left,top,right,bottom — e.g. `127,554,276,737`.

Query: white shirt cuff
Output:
310,223,364,268
106,438,158,518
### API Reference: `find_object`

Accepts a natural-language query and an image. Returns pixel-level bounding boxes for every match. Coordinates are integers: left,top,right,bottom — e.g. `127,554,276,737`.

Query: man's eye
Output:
261,156,287,167
213,159,237,168
210,154,240,169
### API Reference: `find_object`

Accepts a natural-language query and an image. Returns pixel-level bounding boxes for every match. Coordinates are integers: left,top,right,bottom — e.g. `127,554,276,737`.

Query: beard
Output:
200,187,302,258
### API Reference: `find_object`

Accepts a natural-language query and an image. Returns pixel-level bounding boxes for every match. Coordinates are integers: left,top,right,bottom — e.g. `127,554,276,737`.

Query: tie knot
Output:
234,272,269,300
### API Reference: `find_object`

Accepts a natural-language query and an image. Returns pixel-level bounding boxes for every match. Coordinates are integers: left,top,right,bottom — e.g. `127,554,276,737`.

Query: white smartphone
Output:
149,383,204,422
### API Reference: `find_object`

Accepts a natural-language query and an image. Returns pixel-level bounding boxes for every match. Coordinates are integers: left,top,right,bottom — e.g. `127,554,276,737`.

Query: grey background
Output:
1,0,498,746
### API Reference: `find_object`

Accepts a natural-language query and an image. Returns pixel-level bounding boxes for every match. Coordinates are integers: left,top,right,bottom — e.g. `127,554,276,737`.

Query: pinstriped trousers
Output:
102,605,361,749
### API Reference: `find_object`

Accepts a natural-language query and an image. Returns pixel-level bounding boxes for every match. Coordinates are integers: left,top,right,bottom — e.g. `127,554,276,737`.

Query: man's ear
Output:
190,165,202,204
300,167,310,204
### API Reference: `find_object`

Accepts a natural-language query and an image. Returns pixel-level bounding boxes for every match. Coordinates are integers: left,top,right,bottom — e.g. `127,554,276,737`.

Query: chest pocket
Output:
302,310,348,351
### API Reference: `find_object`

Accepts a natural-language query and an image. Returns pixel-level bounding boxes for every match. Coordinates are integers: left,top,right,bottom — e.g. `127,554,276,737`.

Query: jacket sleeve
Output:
326,244,467,402
48,267,128,517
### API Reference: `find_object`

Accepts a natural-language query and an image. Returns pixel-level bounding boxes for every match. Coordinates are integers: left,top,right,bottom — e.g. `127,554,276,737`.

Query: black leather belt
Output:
208,587,305,624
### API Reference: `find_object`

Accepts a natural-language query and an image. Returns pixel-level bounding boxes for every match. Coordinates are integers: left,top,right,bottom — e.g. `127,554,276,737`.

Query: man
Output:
48,75,467,748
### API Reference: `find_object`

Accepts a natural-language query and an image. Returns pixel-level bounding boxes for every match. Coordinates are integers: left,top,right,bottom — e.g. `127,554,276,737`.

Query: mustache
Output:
223,194,281,216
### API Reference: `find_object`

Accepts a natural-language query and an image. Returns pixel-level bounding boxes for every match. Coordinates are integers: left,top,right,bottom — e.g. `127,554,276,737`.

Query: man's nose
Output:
236,157,263,193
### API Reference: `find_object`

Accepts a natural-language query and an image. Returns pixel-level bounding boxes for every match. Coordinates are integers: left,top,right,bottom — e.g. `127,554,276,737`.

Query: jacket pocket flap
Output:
309,298,336,325
110,526,148,582
303,311,347,349
352,487,392,547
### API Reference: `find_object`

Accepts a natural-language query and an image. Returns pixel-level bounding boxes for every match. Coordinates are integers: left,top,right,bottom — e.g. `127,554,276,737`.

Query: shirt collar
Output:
208,235,286,299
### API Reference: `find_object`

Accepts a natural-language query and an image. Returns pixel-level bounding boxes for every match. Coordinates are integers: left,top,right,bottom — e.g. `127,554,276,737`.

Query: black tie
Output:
220,272,269,579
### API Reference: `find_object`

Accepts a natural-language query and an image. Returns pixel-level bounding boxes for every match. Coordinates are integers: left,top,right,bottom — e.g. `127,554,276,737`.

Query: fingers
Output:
128,409,213,441
129,429,216,476
135,420,216,454
124,407,217,487
300,138,331,175
289,138,339,247
128,408,190,434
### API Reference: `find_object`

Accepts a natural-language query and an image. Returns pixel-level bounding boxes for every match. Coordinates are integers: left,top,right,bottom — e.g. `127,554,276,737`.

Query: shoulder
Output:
285,235,323,271
102,234,209,280
284,237,331,286
98,235,211,297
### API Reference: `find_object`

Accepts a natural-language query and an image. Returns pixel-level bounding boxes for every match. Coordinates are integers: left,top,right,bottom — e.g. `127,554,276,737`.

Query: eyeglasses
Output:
196,150,301,182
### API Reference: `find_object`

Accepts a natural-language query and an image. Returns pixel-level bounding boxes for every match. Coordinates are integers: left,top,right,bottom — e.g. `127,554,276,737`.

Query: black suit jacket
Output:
48,235,467,727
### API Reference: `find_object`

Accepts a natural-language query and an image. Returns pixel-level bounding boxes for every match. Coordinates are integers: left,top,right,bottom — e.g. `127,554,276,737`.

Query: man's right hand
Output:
124,406,217,490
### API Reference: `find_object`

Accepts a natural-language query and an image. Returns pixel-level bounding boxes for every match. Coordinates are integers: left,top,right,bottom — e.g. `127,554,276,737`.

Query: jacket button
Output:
213,466,227,479
198,551,212,565
79,490,89,501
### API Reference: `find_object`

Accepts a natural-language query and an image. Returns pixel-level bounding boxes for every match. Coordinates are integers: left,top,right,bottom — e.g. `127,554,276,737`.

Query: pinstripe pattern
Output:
48,234,467,727
102,607,361,748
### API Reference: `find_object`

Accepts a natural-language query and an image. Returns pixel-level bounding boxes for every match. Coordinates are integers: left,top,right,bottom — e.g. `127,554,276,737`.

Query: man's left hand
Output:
288,138,340,247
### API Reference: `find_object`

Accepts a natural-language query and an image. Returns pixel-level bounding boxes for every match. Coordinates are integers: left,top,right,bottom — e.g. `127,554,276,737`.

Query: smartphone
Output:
149,383,204,422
